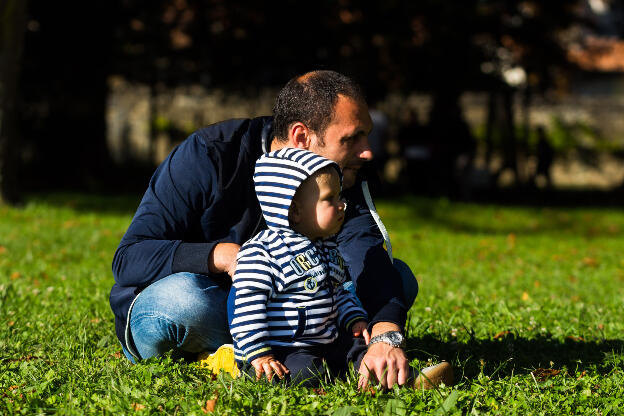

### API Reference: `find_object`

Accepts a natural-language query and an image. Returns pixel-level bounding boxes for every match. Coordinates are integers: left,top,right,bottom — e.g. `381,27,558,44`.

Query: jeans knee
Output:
130,313,179,359
129,272,232,357
137,273,229,327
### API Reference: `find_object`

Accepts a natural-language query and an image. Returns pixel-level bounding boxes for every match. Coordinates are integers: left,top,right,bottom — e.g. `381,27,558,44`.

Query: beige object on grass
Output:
413,361,454,389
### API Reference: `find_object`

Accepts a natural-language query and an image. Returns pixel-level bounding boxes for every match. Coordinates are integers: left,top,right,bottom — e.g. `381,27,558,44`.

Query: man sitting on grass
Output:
228,148,452,388
110,70,450,389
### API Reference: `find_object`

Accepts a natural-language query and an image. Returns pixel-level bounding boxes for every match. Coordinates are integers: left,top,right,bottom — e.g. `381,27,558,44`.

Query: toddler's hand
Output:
250,354,289,381
351,320,371,344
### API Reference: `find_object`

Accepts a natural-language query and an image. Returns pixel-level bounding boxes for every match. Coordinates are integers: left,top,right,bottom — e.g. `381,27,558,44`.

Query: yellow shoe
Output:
413,362,454,389
198,344,240,378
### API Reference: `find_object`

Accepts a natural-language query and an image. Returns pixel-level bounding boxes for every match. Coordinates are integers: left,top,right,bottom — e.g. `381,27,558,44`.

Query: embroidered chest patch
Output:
289,249,320,276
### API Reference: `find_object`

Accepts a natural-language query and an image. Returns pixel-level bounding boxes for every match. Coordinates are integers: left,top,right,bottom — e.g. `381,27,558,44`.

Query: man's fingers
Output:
358,359,385,388
361,342,412,389
227,258,238,277
370,356,390,389
397,363,409,386
379,366,389,389
358,361,371,390
385,359,398,389
359,357,383,388
358,372,369,390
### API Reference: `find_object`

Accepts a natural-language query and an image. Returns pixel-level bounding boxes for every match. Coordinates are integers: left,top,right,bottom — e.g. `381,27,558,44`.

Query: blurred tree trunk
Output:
488,89,519,185
519,87,532,184
0,0,27,205
501,89,518,180
484,91,495,169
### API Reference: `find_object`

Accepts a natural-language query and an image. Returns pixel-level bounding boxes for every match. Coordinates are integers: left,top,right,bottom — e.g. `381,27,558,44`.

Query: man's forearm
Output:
113,239,182,287
370,321,402,337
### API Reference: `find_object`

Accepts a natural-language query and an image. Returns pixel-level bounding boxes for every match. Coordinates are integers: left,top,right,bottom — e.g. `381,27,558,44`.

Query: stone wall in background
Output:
106,76,624,189
106,76,275,165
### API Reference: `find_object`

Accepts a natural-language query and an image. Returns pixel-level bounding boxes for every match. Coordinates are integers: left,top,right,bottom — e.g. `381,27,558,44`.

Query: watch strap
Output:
368,331,405,348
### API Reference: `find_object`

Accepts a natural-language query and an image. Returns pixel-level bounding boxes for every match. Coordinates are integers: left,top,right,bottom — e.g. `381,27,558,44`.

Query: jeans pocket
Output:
292,306,307,339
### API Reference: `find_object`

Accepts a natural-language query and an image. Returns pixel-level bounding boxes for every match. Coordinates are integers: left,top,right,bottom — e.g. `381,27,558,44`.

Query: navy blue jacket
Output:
110,116,407,350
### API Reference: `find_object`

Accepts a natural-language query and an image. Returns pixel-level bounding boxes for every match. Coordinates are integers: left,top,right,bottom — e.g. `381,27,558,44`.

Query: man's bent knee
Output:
128,272,232,359
394,259,419,309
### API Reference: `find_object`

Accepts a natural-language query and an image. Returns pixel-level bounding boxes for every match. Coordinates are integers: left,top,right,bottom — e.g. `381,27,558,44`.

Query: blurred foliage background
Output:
2,0,624,204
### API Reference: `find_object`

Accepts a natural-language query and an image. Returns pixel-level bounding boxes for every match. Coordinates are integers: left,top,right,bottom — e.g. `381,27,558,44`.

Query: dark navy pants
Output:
238,331,369,387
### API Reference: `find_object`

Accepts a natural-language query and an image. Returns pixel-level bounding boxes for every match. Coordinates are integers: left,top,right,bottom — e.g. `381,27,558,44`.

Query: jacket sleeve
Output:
111,133,220,288
336,185,408,331
229,244,274,363
334,286,368,331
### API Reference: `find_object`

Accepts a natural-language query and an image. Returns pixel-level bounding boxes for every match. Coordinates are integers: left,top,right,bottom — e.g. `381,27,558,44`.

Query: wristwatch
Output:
368,331,405,348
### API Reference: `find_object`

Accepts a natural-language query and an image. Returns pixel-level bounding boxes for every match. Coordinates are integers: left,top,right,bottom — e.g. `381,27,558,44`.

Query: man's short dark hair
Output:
272,70,365,144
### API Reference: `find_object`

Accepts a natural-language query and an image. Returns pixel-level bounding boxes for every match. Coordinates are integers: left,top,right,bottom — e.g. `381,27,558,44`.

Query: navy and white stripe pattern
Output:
229,149,367,363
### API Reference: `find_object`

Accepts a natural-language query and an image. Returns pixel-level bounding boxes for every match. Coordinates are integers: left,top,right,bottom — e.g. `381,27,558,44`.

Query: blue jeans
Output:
123,260,418,363
122,272,232,363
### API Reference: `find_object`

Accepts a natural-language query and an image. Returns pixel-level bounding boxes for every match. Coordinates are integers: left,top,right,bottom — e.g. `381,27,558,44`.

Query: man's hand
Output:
351,320,371,344
208,243,240,277
250,354,289,381
357,322,409,390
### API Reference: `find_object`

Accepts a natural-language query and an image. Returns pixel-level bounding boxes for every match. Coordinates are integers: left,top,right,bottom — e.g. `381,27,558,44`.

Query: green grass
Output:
1,193,623,414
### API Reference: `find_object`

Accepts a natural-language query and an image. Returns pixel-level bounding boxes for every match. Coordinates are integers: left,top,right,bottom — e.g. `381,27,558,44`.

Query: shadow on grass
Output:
471,187,624,209
406,334,624,379
386,193,624,237
26,192,143,215
22,189,624,237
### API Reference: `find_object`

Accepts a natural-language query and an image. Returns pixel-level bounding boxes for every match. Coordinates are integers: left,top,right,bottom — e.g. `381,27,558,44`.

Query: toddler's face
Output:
291,168,346,240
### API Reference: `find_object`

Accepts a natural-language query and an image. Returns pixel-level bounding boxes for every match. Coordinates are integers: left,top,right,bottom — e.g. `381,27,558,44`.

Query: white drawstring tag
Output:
361,181,393,263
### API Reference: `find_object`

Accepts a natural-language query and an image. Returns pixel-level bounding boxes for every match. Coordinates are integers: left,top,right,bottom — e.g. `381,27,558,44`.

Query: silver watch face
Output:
388,332,403,344
386,331,404,346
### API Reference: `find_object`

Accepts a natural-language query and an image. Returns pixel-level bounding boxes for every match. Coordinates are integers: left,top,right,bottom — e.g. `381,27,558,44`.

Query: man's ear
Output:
289,122,312,149
289,200,301,225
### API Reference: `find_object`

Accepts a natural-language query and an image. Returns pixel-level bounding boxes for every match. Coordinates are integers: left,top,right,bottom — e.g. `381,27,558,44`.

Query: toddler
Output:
228,148,370,385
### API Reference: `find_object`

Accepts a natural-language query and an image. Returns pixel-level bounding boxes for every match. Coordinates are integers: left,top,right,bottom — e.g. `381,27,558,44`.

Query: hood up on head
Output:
254,148,340,232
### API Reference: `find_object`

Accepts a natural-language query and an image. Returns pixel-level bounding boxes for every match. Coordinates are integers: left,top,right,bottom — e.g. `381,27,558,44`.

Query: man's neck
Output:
269,137,286,152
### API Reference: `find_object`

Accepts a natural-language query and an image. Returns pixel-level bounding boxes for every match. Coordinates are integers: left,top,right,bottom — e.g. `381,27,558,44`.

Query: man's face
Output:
308,95,373,189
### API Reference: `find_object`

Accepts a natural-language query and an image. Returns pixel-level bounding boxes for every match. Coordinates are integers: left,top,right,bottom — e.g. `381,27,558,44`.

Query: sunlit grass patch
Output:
1,193,622,414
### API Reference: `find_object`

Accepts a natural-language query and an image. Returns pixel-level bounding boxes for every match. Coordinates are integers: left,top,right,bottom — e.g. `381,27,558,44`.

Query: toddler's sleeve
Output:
229,243,276,363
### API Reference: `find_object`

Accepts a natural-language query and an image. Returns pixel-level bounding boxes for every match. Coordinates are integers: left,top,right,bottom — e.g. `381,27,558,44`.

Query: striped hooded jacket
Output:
229,148,368,364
